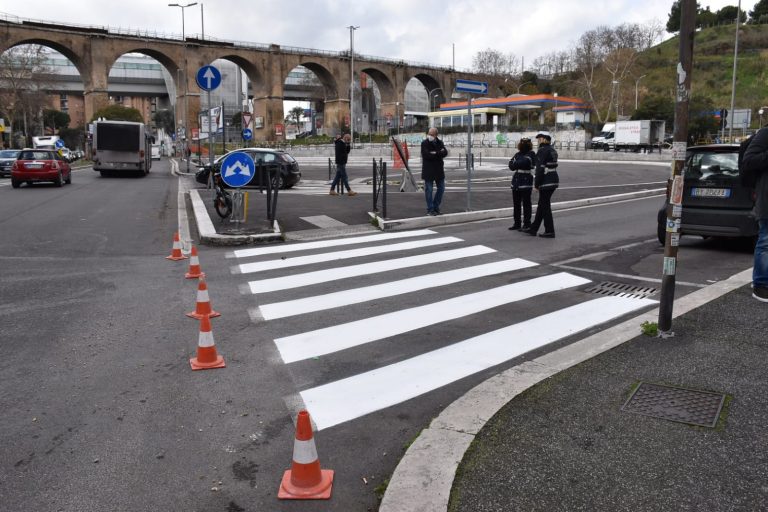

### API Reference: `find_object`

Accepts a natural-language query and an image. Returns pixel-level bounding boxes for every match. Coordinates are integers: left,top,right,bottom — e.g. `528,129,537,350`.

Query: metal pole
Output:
207,90,213,168
466,95,472,211
182,9,189,172
348,26,358,144
658,0,695,335
200,3,204,39
728,0,741,141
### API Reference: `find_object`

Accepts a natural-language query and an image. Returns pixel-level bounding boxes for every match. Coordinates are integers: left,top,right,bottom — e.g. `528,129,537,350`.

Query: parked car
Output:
199,148,301,189
11,148,72,188
0,149,21,177
656,144,758,244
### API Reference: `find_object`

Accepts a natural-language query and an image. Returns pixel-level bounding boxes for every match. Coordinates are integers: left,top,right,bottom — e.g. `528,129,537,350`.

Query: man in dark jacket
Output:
421,127,448,215
741,128,768,302
330,133,356,196
524,131,559,238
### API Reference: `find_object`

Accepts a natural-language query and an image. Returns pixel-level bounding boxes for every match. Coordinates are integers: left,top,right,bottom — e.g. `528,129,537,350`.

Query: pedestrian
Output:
741,128,768,302
508,137,536,231
330,133,357,196
523,131,559,238
421,127,448,215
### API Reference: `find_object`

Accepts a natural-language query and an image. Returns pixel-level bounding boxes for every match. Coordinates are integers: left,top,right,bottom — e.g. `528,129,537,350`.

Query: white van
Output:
151,144,162,160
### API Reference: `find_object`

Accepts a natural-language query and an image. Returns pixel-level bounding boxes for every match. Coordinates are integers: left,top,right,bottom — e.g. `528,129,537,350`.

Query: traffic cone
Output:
186,277,221,320
184,245,205,279
166,232,188,261
189,315,226,370
278,410,334,500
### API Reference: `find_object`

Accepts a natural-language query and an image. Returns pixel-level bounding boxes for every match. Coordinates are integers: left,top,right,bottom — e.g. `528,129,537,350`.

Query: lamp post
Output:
553,92,558,146
634,74,647,111
728,0,742,141
396,101,400,136
515,80,532,126
168,1,197,172
347,25,359,145
611,80,619,121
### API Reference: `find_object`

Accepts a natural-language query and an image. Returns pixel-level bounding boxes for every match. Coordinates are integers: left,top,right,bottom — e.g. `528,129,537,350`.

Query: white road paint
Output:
275,272,588,363
554,264,707,288
235,237,462,274
230,229,436,259
247,245,497,294
258,258,538,320
299,215,347,228
300,295,657,430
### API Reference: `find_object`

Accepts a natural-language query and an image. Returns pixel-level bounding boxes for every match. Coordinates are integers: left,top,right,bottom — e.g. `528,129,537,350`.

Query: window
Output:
60,94,68,112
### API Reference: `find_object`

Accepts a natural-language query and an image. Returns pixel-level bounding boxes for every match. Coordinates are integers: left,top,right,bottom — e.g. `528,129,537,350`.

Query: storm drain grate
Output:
621,382,726,428
585,281,658,299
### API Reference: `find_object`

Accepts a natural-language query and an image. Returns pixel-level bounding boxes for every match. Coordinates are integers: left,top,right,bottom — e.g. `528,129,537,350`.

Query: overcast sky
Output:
2,1,757,69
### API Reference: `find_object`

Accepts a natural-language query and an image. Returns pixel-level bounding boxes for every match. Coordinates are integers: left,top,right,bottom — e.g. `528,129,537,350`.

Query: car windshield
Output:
0,150,20,158
684,151,739,180
19,150,54,160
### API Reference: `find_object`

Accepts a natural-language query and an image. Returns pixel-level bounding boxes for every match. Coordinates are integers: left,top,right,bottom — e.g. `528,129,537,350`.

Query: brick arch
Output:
295,61,339,100
359,66,396,104
1,37,87,83
409,72,446,105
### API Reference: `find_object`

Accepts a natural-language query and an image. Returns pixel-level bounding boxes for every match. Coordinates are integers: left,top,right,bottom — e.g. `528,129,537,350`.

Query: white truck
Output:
32,135,61,150
92,120,152,176
590,123,615,150
610,120,665,152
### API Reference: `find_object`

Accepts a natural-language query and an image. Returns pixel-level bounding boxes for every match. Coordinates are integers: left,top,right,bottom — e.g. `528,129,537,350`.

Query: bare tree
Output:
0,44,53,146
472,48,520,78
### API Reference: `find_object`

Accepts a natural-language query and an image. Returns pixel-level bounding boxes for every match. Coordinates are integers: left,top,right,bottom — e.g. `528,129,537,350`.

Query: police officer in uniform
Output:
524,131,559,238
508,137,536,231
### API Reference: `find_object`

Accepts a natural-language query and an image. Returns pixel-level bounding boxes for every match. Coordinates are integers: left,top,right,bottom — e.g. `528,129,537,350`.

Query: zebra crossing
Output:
229,229,657,431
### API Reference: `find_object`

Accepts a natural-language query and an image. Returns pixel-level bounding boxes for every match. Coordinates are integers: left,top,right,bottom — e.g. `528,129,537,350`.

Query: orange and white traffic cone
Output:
189,315,225,370
184,245,205,279
186,277,221,320
278,410,334,500
166,232,188,261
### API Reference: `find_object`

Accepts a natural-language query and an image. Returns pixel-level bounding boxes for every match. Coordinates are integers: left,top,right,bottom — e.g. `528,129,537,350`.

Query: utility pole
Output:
168,2,198,172
728,0,741,141
348,25,359,144
658,0,695,335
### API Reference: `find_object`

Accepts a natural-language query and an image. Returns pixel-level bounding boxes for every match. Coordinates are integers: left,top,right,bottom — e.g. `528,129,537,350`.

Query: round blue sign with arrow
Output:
55,138,65,149
219,151,254,188
196,65,222,91
241,128,253,141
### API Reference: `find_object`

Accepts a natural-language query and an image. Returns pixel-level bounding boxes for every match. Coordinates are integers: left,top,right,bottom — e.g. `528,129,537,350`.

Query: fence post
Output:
382,160,387,220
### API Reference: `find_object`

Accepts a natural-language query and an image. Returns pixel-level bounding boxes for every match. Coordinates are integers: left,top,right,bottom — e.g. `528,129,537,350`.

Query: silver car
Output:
0,149,21,177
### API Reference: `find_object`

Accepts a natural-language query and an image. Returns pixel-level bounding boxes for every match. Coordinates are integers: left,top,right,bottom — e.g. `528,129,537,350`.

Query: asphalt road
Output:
0,159,753,511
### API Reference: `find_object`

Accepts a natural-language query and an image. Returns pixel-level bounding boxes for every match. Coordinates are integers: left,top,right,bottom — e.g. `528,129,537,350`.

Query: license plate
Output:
691,187,731,198
26,163,43,169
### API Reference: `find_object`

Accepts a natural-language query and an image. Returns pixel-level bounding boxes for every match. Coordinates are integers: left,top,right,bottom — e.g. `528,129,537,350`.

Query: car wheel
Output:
65,171,72,184
275,173,286,189
54,171,63,187
11,179,20,188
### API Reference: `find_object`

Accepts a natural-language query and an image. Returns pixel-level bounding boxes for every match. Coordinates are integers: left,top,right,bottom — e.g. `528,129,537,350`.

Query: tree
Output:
43,109,70,132
749,0,768,22
230,112,242,129
688,95,720,142
666,1,683,32
153,109,175,134
288,106,304,130
631,95,674,125
471,48,519,78
715,5,746,24
91,104,144,123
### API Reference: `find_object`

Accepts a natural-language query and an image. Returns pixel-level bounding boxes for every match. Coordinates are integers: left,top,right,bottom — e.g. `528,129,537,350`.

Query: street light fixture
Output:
515,80,533,126
634,74,647,111
348,25,359,145
168,1,198,172
611,80,620,120
759,107,768,128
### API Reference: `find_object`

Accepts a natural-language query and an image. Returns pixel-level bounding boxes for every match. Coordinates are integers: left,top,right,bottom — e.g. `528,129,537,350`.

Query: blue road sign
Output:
55,138,65,148
456,79,488,95
219,151,254,188
196,65,222,91
241,128,253,140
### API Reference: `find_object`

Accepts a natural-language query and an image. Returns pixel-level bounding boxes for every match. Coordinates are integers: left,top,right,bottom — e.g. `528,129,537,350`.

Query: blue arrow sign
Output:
219,151,254,188
196,65,222,91
241,128,253,141
55,138,65,148
456,79,488,95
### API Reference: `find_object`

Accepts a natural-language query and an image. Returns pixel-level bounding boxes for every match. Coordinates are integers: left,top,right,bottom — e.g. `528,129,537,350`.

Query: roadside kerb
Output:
379,267,753,512
369,188,665,231
188,189,282,245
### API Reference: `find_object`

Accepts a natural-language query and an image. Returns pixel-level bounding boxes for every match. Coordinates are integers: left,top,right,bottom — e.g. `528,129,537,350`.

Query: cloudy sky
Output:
1,0,756,69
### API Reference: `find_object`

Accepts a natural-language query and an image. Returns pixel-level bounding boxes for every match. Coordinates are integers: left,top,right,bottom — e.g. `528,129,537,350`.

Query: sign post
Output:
219,151,255,227
455,79,488,211
196,65,222,168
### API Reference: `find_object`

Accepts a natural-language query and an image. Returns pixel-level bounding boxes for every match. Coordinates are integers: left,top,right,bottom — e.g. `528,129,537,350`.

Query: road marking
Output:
553,264,707,288
246,245,497,294
274,272,588,363
257,258,538,320
299,215,347,228
300,295,656,430
552,239,657,266
234,237,462,274
230,229,436,259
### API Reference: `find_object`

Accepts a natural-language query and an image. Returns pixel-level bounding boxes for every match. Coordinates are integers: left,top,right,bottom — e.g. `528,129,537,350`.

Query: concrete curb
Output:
378,268,753,512
188,189,283,245
368,188,665,231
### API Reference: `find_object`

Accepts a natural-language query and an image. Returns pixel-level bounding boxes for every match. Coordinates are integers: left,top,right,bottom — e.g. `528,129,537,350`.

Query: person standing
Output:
421,127,448,215
524,131,559,238
741,128,768,302
508,137,536,231
330,133,357,196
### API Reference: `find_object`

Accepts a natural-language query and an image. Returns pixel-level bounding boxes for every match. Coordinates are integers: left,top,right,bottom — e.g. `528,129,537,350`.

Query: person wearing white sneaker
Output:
330,133,352,195
741,128,768,302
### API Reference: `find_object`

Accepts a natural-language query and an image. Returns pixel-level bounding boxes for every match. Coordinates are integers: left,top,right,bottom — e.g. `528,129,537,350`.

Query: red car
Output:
11,149,72,188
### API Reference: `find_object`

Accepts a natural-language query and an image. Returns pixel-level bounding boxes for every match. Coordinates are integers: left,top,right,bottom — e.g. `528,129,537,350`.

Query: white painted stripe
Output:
301,295,656,430
275,272,588,364
300,215,347,228
231,229,436,258
292,438,319,464
197,289,210,302
260,259,538,320
236,237,462,274
248,245,497,294
198,330,215,348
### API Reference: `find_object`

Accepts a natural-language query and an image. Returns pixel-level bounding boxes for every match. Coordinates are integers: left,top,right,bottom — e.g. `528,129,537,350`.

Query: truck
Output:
92,120,152,176
590,123,615,150
32,135,61,150
610,120,665,152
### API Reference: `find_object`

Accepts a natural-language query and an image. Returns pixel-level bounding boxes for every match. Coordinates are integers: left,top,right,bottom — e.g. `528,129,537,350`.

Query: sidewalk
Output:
380,271,767,512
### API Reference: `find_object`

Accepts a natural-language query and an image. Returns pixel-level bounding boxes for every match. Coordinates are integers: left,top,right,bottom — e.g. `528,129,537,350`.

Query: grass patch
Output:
641,321,659,337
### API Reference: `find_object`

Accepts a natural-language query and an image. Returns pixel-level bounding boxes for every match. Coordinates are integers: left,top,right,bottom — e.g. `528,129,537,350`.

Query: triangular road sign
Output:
242,112,252,128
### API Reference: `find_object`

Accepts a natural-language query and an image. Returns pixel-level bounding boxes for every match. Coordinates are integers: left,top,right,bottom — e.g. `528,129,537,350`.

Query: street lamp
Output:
348,25,359,145
634,74,647,111
168,1,198,172
515,80,532,126
553,92,558,146
611,80,619,120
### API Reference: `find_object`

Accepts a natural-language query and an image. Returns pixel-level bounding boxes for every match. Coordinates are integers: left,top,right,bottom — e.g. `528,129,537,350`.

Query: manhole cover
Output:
621,382,726,428
585,281,657,299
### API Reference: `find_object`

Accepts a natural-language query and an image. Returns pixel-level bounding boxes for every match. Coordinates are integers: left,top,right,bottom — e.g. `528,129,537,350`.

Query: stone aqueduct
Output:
1,18,497,140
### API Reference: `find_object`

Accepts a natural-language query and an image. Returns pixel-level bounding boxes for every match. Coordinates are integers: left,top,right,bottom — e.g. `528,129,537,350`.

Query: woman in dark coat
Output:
508,137,536,231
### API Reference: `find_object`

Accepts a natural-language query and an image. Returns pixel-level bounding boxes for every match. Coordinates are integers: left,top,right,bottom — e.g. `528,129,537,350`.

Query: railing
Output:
372,158,387,219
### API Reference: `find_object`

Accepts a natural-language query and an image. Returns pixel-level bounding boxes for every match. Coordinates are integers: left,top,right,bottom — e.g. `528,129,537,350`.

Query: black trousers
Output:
512,188,532,226
530,187,556,234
